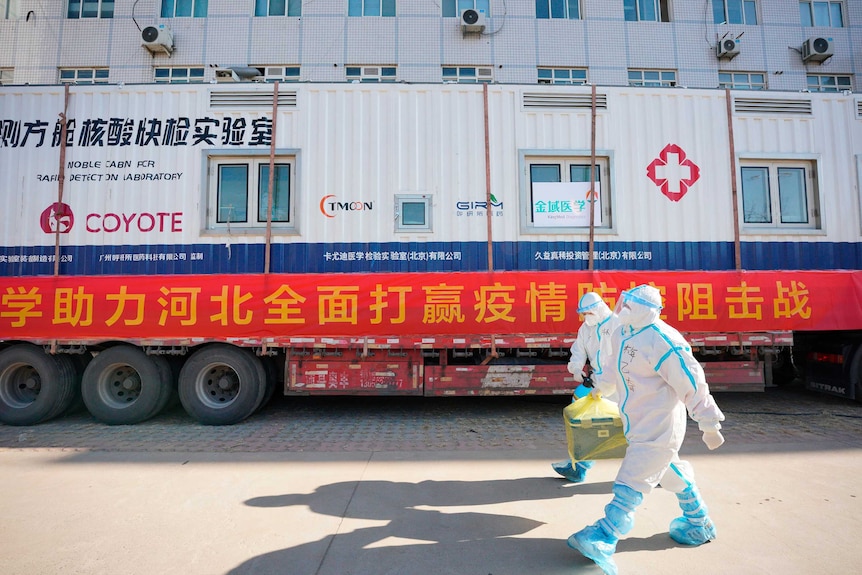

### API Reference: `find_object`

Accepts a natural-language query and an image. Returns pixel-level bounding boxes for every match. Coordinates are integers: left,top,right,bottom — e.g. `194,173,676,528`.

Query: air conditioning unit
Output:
460,9,485,33
716,37,740,60
802,36,833,62
214,68,239,83
141,24,173,55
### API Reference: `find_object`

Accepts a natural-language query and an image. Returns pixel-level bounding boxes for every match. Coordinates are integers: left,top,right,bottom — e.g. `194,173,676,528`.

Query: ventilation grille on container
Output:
522,92,608,110
856,99,862,119
734,97,812,115
210,91,297,109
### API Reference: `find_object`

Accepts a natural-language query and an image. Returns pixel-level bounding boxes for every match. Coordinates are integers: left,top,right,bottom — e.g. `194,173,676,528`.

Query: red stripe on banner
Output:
1,270,860,340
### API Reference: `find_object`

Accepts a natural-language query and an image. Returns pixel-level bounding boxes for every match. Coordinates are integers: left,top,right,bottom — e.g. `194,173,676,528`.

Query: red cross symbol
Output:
646,144,700,202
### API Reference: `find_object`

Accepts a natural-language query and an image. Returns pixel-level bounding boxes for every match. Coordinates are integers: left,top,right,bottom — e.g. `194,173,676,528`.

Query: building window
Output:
346,66,396,82
154,67,205,83
67,0,114,18
161,0,207,18
59,68,109,84
712,0,757,24
807,74,851,92
348,0,396,16
524,157,610,231
210,157,294,230
538,67,587,85
254,0,301,16
254,66,301,82
719,72,766,90
536,0,581,19
799,1,843,27
624,0,669,22
442,0,490,17
0,68,13,84
3,0,20,19
628,69,676,87
395,195,432,232
443,66,493,83
740,161,819,229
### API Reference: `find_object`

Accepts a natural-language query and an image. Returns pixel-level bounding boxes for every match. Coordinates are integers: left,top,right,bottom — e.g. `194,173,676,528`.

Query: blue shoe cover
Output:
551,460,593,483
567,524,619,575
669,516,716,546
670,484,716,545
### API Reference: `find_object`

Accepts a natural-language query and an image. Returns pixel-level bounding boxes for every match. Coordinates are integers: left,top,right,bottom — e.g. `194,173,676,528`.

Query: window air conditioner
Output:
141,24,174,55
716,38,740,60
214,69,240,83
460,9,486,33
802,37,833,62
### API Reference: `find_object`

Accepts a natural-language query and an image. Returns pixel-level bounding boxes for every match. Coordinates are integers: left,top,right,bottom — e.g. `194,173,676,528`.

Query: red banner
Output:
1,270,861,340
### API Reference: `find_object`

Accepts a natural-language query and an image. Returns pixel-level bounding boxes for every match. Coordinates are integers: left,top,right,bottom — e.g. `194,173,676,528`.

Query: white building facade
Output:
0,1,859,92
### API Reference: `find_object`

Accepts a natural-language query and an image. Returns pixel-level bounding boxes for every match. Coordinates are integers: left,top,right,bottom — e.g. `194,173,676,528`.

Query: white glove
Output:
589,388,602,401
567,362,583,382
702,430,725,450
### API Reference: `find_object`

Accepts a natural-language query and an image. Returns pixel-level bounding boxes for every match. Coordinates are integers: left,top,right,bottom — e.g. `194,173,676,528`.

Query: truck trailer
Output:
1,82,860,426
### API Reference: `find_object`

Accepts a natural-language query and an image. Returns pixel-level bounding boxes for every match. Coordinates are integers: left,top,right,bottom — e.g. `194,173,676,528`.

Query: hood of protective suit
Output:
578,292,612,326
616,284,662,329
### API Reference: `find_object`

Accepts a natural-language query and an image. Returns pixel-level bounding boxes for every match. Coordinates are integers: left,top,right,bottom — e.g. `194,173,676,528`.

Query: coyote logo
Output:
40,202,74,233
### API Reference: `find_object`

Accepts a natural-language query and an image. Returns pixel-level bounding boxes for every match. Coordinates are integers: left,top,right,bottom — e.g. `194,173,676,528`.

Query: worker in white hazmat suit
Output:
551,292,617,483
568,284,725,575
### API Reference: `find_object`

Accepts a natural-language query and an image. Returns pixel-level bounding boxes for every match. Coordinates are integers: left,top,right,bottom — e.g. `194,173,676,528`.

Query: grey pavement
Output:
1,387,861,575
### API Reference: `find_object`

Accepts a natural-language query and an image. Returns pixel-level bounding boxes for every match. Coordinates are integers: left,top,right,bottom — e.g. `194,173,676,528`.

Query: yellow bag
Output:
564,394,628,461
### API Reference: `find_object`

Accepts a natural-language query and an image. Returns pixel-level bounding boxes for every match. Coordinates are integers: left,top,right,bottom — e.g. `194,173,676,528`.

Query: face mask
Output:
583,312,599,326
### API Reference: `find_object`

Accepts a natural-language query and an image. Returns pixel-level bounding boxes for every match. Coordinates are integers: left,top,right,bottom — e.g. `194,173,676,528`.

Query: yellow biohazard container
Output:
564,394,628,461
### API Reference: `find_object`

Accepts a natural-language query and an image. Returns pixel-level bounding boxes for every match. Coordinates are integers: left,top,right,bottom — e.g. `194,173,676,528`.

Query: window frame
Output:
537,67,588,85
739,158,821,232
206,152,298,234
346,66,397,83
154,67,205,84
807,74,852,93
67,0,114,18
623,0,670,22
395,194,433,233
536,0,581,19
712,0,757,25
254,0,301,17
520,153,614,235
442,0,490,17
442,66,494,83
59,68,110,85
799,1,844,27
348,0,396,17
0,68,14,85
160,0,208,18
719,71,767,90
628,69,677,87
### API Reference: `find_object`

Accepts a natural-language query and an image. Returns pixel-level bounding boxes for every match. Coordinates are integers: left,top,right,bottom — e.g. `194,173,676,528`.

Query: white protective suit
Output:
594,284,725,495
567,292,615,384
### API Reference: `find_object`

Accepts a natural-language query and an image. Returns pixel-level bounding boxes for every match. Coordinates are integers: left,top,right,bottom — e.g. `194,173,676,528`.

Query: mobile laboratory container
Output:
1,82,860,425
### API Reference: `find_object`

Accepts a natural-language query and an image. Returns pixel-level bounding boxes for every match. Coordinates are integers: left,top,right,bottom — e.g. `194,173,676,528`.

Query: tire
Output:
81,346,172,425
0,344,78,426
178,344,266,425
256,356,279,413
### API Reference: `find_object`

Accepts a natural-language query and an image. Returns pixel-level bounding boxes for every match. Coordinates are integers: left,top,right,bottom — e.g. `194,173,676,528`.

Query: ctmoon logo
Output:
40,202,74,233
319,195,374,218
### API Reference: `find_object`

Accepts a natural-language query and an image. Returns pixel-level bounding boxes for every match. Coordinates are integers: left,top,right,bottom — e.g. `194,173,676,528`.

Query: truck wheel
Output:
255,356,278,413
0,344,78,426
81,346,172,425
178,344,266,425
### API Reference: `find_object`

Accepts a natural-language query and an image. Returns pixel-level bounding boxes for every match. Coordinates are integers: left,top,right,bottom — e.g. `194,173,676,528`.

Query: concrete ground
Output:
1,387,860,575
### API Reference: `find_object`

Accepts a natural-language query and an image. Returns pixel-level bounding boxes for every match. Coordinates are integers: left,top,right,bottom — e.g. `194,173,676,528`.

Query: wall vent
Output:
734,98,812,115
210,91,297,109
522,92,607,110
